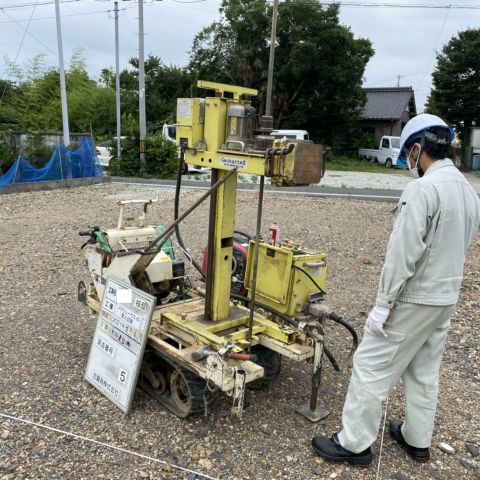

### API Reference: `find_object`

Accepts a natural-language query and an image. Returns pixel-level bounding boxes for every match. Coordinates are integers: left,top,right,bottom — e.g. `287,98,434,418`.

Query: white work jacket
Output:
376,159,480,308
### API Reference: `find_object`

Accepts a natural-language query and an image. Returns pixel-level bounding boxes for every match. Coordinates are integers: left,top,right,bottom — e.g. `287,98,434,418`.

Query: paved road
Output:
112,170,480,203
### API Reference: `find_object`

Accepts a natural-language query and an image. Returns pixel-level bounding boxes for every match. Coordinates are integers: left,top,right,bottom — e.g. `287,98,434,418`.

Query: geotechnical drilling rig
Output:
78,81,357,420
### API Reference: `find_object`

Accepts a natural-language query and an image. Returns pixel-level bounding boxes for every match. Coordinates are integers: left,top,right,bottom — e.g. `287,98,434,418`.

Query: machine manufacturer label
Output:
177,98,192,119
85,277,156,413
220,157,248,169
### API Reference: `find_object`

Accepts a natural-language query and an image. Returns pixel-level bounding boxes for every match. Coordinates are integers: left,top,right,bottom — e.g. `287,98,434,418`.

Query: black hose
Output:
323,311,359,371
329,311,359,351
231,293,358,372
174,153,206,279
291,264,358,370
234,230,253,242
230,293,299,329
292,265,326,294
323,346,341,372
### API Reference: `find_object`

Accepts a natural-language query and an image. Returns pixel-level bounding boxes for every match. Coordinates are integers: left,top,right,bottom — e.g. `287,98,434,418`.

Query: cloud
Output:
1,0,479,110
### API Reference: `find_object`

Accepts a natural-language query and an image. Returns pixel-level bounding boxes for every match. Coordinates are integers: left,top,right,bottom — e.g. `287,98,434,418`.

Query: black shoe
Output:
389,419,430,462
312,433,372,466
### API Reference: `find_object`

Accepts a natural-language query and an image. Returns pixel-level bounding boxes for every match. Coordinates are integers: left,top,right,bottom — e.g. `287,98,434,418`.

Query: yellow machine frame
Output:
81,80,337,420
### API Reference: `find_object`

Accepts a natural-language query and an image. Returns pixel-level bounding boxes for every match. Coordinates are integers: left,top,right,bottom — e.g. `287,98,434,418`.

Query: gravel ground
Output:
184,169,480,192
0,182,479,480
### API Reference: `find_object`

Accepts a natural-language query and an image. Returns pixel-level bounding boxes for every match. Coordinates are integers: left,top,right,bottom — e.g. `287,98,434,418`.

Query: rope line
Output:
375,396,389,480
0,411,218,480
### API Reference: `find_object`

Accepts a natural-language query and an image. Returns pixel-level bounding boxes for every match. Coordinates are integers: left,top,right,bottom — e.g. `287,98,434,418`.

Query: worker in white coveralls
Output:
312,113,480,466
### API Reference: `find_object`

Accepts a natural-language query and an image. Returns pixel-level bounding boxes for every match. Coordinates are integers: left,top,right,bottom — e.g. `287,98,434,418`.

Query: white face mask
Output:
407,144,421,178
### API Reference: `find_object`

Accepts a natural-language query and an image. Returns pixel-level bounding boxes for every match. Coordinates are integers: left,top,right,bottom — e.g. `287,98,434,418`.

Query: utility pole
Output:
396,75,405,87
265,0,279,117
138,0,146,167
54,0,70,147
114,1,121,163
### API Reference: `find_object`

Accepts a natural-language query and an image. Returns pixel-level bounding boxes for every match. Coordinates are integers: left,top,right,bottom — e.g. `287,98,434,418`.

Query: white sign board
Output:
85,277,156,413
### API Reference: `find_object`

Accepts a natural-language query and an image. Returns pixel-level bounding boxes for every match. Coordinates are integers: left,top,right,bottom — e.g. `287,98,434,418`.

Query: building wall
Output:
358,120,402,144
12,132,87,150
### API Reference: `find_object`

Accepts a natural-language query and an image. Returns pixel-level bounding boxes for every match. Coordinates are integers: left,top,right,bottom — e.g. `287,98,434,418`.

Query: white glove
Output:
366,305,390,338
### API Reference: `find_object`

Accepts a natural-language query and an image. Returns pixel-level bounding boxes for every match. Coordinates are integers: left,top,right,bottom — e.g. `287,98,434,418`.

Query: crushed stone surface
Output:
184,169,480,193
0,183,479,480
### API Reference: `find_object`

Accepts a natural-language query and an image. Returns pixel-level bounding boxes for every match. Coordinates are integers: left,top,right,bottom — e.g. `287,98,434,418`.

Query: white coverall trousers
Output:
337,301,456,453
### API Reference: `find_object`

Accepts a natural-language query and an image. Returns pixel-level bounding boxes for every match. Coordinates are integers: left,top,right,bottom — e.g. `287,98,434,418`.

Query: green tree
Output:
1,50,116,136
0,79,20,129
119,55,193,130
188,0,373,144
109,132,178,178
426,28,480,169
189,0,270,88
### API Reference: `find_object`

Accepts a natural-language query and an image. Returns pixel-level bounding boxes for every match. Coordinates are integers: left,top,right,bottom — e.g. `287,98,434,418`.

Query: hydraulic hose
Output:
230,293,299,329
323,346,341,372
323,311,359,372
291,265,326,294
232,294,358,373
174,153,206,279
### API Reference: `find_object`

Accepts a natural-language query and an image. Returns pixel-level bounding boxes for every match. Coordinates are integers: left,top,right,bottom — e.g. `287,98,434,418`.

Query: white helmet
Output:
397,113,454,168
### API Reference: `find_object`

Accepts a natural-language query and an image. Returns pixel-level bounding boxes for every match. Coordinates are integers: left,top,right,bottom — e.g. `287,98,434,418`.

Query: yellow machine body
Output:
80,81,337,419
176,80,325,322
245,242,328,317
176,80,324,185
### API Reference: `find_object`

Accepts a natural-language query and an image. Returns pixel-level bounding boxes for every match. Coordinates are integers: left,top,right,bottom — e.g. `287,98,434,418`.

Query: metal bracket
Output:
296,334,329,422
231,367,246,417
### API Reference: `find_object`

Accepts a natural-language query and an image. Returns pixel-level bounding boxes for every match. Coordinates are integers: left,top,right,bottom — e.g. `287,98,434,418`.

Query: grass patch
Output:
326,155,407,175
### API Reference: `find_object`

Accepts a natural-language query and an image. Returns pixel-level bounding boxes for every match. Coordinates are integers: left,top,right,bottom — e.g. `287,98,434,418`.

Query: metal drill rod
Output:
131,167,238,282
247,176,265,347
204,169,219,320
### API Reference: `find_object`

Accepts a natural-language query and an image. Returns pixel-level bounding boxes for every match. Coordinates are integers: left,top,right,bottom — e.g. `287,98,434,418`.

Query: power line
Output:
0,0,91,10
321,1,480,9
0,5,133,23
0,8,58,55
416,4,451,94
0,0,39,103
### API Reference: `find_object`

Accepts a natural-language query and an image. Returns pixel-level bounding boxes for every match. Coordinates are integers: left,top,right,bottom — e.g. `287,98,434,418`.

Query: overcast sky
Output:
1,0,480,111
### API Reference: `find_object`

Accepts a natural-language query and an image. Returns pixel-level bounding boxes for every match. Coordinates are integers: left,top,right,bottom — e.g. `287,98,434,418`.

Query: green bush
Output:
22,134,56,168
0,133,18,174
349,131,376,154
108,133,178,178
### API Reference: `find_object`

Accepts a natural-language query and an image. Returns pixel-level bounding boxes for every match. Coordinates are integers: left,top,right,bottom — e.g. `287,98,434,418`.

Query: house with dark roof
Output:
359,87,417,143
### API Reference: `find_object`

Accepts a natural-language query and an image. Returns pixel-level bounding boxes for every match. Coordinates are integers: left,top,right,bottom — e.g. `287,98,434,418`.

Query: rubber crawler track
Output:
140,347,219,418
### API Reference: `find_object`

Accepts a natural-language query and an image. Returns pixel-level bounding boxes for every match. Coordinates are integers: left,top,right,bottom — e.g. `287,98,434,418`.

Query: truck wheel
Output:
385,158,393,168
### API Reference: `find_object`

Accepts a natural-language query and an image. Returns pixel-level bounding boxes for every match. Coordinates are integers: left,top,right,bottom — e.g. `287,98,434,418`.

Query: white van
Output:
271,129,309,140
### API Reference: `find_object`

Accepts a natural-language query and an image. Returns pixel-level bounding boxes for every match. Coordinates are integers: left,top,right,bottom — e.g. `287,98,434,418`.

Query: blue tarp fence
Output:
0,136,103,189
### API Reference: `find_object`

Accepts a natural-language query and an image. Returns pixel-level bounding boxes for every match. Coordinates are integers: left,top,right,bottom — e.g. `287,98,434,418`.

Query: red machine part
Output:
202,237,249,297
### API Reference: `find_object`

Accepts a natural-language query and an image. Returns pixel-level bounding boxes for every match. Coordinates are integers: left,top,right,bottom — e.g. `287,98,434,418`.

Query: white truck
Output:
271,129,309,140
358,135,400,168
162,124,208,174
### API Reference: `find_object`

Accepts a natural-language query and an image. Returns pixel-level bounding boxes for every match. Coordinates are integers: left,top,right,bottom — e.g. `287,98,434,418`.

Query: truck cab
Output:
271,129,309,140
358,135,400,168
